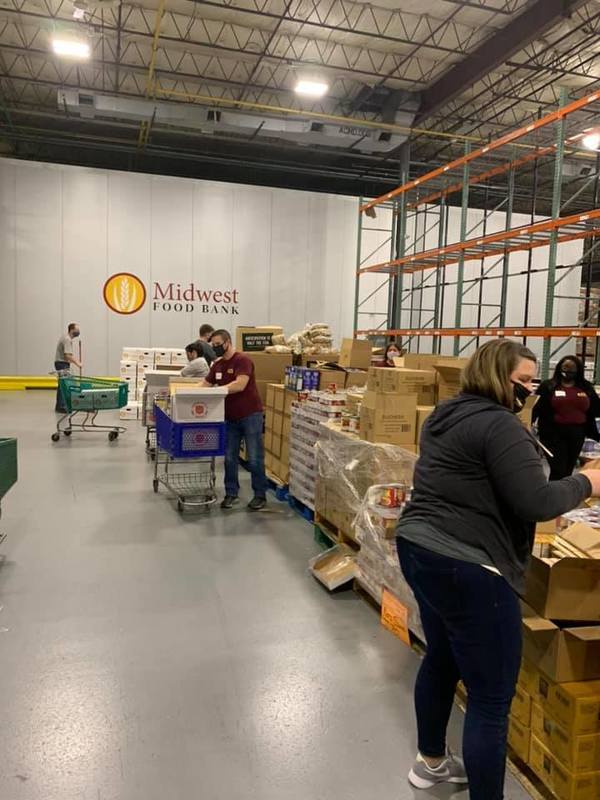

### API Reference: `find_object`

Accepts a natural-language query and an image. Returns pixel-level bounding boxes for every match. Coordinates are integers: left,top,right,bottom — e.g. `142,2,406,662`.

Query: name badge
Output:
577,392,587,397
555,390,566,397
227,368,234,374
216,372,223,380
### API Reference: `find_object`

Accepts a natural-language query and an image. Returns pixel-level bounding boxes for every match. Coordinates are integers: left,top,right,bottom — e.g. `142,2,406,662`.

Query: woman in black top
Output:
533,355,600,480
395,340,600,800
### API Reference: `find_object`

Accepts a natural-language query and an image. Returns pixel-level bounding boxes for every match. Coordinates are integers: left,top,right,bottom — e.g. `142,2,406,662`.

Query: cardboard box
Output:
367,367,435,395
532,701,600,773
248,352,293,382
549,681,600,735
265,409,273,432
360,393,417,445
236,326,284,352
317,368,347,392
265,429,273,453
522,605,600,683
339,338,372,370
284,391,294,416
271,433,282,458
272,411,284,436
508,715,531,763
525,523,600,621
281,439,289,468
511,684,532,726
529,735,600,800
435,361,467,401
266,384,276,409
344,369,368,389
283,414,291,440
170,389,227,423
273,385,285,413
256,380,269,406
518,659,554,705
264,452,273,472
299,352,339,366
416,405,434,442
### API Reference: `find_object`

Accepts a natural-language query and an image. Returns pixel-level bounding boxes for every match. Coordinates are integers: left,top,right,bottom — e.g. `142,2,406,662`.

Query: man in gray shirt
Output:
198,324,216,365
54,323,81,412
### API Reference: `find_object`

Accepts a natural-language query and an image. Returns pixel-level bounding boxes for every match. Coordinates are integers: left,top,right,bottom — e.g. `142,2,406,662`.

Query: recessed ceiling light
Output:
294,79,329,98
52,37,90,59
582,132,600,151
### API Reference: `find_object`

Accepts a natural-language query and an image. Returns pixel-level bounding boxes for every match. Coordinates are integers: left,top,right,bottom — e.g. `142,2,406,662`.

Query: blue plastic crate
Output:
155,406,226,458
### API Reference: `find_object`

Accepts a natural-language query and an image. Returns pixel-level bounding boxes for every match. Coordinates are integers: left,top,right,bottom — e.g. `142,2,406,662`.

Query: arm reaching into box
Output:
224,375,250,395
484,413,594,521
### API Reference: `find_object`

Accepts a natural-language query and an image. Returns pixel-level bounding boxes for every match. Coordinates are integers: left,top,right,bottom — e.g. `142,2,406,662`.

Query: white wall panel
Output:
62,168,109,376
269,189,310,330
15,163,62,374
0,161,17,374
106,170,152,371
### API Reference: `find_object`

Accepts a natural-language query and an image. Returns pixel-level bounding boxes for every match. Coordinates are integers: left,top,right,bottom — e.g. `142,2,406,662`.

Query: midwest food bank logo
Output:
103,273,147,315
102,274,240,316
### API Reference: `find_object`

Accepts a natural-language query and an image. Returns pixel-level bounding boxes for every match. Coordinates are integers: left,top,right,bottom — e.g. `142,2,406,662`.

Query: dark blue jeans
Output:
225,412,267,499
397,538,522,800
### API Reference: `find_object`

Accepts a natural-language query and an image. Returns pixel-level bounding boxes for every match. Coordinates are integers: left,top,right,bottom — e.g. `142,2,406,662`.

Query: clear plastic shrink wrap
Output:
315,426,425,641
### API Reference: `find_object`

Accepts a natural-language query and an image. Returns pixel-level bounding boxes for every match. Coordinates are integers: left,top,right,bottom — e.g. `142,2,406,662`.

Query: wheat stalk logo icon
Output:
104,273,146,314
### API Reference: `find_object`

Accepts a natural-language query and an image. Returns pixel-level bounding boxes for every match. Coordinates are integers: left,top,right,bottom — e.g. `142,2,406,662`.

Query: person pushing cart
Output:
54,323,82,412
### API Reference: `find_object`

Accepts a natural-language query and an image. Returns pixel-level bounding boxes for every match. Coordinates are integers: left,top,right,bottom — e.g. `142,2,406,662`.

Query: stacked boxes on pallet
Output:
505,522,600,799
119,347,187,419
288,391,347,511
263,384,292,483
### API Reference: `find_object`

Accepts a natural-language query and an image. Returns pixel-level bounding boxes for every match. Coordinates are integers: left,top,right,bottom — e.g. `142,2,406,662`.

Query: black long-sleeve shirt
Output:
397,393,591,592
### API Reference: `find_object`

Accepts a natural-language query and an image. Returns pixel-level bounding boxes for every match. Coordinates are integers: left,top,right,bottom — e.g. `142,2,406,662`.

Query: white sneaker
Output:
408,750,468,789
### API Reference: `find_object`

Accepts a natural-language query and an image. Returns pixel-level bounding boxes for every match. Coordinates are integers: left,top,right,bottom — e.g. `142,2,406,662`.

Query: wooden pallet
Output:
314,511,359,550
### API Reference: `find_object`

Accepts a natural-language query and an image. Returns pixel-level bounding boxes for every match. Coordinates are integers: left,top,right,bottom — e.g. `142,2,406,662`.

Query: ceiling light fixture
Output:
294,79,329,98
51,36,91,59
583,132,600,151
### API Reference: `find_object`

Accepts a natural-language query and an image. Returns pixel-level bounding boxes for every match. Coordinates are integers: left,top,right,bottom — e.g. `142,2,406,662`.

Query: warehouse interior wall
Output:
0,158,359,376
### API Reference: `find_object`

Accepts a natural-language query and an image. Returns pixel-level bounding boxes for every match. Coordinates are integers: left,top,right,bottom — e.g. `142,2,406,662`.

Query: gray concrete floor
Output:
0,392,532,800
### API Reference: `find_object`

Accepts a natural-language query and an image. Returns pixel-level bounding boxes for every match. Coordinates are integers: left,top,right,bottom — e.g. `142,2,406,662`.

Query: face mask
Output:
72,331,80,338
387,351,399,361
213,343,226,358
512,381,531,413
561,370,577,381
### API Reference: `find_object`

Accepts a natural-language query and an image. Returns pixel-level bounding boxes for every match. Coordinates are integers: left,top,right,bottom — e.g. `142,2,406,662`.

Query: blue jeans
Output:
397,538,522,800
224,412,267,499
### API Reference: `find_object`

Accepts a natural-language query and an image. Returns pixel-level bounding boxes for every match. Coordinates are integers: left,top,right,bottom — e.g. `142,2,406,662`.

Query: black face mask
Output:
213,343,226,358
512,381,531,413
561,370,577,382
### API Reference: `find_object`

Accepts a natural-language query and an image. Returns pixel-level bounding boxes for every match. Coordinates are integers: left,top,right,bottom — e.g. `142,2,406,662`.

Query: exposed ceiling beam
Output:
414,0,590,124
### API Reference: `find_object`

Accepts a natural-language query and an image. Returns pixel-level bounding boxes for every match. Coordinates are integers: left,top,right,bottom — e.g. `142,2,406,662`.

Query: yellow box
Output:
532,702,600,773
549,681,600,735
508,715,531,763
265,409,274,432
266,384,276,409
271,433,282,458
529,735,600,800
264,429,273,453
511,684,532,727
272,411,284,436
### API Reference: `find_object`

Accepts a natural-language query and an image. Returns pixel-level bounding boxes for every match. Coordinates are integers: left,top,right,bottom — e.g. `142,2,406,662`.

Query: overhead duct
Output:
57,90,417,154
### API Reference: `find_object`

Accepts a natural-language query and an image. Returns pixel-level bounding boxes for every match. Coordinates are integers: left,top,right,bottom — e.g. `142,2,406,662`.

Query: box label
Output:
381,589,410,646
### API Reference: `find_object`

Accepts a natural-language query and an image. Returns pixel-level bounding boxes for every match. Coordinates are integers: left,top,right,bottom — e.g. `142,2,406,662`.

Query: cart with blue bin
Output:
0,438,17,542
153,404,226,513
52,375,129,442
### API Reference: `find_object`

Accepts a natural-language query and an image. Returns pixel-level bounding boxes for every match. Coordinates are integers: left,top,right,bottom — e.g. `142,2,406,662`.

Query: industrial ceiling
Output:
1,0,600,201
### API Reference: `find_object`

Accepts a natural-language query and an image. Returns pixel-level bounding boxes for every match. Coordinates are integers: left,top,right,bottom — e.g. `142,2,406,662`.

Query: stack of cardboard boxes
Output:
119,346,187,419
263,384,293,483
506,522,600,799
359,366,437,451
235,326,293,405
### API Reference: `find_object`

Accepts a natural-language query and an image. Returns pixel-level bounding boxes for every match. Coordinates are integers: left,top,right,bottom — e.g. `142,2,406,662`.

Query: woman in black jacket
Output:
533,355,600,480
396,339,600,800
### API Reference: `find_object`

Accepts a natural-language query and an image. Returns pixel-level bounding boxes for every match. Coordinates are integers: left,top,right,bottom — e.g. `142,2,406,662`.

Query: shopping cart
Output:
153,405,226,513
0,438,17,542
52,376,129,442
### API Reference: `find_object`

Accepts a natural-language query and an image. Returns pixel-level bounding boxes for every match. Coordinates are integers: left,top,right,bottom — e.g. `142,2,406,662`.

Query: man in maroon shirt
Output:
203,329,267,510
